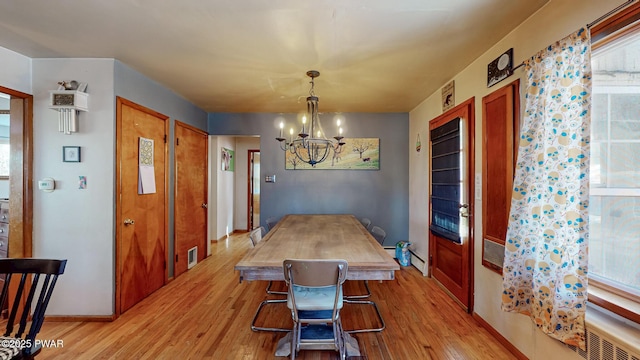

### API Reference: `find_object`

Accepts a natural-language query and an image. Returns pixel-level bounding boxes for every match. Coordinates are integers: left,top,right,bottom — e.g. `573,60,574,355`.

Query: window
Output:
590,4,640,322
0,140,8,178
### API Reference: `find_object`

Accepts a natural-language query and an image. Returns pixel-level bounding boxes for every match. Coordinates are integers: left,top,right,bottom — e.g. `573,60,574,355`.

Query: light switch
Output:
265,175,276,183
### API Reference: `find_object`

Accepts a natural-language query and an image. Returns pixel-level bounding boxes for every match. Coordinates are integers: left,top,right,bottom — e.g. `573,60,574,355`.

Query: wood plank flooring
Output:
36,232,515,359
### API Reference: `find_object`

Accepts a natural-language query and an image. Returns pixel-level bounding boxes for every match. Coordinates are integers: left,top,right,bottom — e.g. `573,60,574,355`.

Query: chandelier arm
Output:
277,70,341,167
278,140,291,151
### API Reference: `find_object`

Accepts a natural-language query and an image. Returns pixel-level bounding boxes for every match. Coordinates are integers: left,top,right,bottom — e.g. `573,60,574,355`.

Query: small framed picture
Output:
63,146,81,162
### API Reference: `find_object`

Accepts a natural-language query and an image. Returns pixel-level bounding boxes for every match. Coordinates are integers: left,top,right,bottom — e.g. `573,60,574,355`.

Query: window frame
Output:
589,3,640,325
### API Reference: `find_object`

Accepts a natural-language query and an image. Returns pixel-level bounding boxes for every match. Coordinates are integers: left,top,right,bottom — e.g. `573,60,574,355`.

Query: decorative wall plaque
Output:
487,48,513,87
442,81,455,112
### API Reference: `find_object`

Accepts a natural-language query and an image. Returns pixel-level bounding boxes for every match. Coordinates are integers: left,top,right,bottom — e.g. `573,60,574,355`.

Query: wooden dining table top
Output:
235,214,400,282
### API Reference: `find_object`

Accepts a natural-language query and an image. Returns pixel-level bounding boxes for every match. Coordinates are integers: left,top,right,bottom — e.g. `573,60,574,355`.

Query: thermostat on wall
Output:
38,178,55,192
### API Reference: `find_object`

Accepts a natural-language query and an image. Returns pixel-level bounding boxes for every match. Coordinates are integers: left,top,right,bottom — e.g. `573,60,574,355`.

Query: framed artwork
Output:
63,146,81,162
442,81,455,112
487,48,513,87
221,147,234,171
285,138,380,170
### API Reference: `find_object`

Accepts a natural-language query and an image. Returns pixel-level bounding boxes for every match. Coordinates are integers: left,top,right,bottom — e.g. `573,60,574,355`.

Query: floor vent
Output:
567,327,640,360
187,246,197,269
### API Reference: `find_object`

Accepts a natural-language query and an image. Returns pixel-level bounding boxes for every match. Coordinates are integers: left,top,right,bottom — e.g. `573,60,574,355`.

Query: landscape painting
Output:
285,138,380,170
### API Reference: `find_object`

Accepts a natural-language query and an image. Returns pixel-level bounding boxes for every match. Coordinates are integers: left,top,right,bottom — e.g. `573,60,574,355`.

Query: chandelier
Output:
276,70,345,167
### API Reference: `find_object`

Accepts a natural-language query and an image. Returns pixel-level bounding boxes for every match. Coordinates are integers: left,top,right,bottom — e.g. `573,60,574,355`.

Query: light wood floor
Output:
37,232,515,359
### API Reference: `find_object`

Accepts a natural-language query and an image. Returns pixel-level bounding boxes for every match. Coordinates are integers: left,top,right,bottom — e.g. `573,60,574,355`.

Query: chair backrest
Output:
265,217,279,232
359,217,372,230
370,226,387,245
283,259,348,288
283,259,348,322
249,226,266,247
0,258,66,357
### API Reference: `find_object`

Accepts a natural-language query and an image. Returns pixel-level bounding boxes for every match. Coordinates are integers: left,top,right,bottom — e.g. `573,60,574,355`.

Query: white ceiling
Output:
0,0,549,113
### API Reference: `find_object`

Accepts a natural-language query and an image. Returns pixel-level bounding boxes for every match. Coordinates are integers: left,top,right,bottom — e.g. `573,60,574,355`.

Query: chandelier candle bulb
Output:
301,116,306,135
279,122,284,138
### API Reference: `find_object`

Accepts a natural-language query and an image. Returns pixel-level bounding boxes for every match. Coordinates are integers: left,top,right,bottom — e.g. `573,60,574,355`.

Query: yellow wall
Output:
408,1,627,358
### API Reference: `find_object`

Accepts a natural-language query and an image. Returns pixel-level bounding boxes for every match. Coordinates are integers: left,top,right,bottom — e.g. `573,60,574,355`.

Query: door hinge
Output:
175,254,178,263
429,255,433,266
163,261,166,270
164,134,167,143
176,137,180,145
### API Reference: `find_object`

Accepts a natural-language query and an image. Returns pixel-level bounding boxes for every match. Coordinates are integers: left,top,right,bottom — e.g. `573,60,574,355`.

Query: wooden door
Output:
248,150,260,231
481,80,519,274
429,98,475,311
116,97,168,315
174,121,208,277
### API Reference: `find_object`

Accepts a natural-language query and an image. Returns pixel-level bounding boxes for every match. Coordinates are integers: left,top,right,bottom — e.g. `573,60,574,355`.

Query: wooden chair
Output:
283,259,347,360
0,258,67,360
249,228,289,332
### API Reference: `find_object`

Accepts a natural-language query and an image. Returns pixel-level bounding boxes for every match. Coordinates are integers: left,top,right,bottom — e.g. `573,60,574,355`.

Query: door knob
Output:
124,218,135,225
201,203,208,209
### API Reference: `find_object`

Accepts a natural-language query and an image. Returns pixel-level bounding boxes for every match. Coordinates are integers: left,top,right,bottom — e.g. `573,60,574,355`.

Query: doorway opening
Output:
248,150,260,231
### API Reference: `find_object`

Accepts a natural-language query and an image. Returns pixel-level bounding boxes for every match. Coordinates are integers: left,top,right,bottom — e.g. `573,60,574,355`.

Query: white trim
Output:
590,188,640,196
187,247,198,270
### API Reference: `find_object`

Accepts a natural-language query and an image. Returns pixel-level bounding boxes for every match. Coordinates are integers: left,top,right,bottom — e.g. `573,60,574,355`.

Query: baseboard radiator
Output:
384,247,426,273
567,326,640,360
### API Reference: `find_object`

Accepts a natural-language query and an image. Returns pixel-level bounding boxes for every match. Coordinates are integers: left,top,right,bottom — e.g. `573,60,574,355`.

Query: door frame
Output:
247,149,260,231
115,97,169,317
0,86,33,260
428,97,475,312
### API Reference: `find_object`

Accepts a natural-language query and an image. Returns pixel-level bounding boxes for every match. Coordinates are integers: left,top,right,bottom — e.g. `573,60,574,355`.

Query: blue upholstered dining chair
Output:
283,259,348,360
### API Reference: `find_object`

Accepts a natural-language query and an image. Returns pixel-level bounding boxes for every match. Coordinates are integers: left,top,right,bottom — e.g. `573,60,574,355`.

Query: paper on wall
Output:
138,137,156,194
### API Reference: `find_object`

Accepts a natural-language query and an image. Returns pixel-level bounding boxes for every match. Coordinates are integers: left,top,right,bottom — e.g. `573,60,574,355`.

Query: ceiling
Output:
0,0,549,113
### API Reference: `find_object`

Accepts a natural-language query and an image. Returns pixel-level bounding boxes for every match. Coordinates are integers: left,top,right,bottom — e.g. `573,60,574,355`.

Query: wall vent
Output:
567,327,640,360
482,238,505,270
187,246,197,269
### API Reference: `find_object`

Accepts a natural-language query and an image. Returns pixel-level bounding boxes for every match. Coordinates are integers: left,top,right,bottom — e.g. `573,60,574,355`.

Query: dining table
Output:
234,214,400,356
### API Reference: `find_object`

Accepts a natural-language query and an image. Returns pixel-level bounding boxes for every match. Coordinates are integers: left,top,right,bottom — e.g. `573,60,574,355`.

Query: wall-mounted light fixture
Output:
49,82,89,134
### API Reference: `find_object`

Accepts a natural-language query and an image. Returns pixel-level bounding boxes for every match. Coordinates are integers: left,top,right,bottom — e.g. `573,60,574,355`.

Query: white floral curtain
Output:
501,28,591,350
